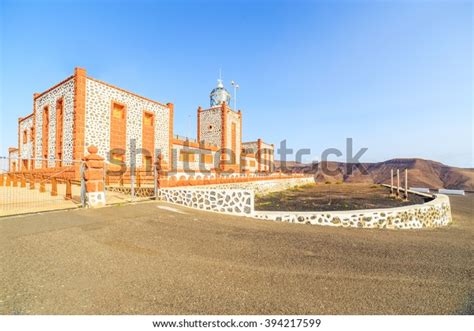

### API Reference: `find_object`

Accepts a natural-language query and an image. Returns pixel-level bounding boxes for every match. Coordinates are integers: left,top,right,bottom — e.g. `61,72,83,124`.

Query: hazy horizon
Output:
1,0,472,167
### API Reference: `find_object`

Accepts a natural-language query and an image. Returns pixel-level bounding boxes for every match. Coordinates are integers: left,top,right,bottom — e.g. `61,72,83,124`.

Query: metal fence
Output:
104,161,158,204
0,152,163,217
0,156,84,217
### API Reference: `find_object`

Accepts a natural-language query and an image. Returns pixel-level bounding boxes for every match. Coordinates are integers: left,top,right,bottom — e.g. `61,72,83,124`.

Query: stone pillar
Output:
167,102,174,172
83,145,106,208
65,179,72,200
73,67,87,180
155,154,166,190
29,174,35,189
51,177,58,196
39,177,45,193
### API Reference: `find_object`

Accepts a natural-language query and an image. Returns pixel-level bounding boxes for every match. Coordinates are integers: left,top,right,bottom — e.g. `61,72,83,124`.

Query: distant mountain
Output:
275,158,474,191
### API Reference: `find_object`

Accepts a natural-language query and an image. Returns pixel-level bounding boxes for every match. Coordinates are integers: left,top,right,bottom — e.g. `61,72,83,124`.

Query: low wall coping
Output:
253,194,449,217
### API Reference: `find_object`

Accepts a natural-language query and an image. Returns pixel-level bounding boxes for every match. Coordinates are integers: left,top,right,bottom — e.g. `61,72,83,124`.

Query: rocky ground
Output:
255,183,426,211
0,194,472,314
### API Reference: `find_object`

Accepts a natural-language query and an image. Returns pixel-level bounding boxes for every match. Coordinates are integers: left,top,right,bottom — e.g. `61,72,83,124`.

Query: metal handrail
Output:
38,165,76,184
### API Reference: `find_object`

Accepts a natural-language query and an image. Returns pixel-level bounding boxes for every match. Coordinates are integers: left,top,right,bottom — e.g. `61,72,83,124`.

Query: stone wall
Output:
253,194,452,229
171,143,217,173
35,78,75,168
199,107,222,147
159,187,254,216
192,176,315,195
158,178,452,230
8,150,18,171
85,78,170,168
19,116,34,159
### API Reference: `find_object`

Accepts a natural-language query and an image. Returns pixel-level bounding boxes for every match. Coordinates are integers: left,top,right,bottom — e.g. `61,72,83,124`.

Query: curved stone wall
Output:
159,188,254,215
253,194,452,229
193,177,315,195
158,182,452,230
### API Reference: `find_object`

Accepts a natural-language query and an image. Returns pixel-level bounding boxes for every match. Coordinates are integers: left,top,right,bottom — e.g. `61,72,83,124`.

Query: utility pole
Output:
231,80,239,111
396,169,400,198
390,169,394,196
405,168,408,201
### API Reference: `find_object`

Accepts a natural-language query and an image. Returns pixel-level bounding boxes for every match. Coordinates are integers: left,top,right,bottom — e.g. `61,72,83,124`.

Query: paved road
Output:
0,195,472,314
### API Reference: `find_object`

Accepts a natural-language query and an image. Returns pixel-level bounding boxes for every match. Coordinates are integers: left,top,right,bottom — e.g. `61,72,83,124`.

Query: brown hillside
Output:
275,158,474,190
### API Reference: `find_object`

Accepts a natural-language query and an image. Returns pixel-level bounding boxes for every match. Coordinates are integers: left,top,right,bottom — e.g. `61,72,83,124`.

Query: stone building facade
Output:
8,68,274,178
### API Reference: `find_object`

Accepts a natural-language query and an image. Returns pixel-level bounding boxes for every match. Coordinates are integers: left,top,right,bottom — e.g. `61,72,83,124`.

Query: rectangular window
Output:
250,160,256,167
110,102,127,153
30,127,35,142
143,155,153,170
179,151,195,162
143,112,154,126
112,103,125,119
111,151,125,163
142,111,155,162
200,154,213,164
22,130,27,144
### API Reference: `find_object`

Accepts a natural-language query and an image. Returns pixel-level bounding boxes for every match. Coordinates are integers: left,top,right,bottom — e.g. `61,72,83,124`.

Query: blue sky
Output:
1,0,472,167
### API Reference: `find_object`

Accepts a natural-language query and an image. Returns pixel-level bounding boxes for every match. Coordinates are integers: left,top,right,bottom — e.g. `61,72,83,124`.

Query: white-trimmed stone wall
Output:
167,171,219,180
241,154,257,173
85,78,170,168
19,116,34,159
35,78,75,168
171,143,217,172
193,177,315,195
242,141,274,172
158,179,453,230
199,107,222,147
254,194,452,229
159,187,254,215
242,141,258,152
8,150,18,171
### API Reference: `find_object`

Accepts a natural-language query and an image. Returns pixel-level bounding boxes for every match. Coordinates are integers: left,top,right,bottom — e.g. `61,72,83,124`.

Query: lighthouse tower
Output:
197,78,242,172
